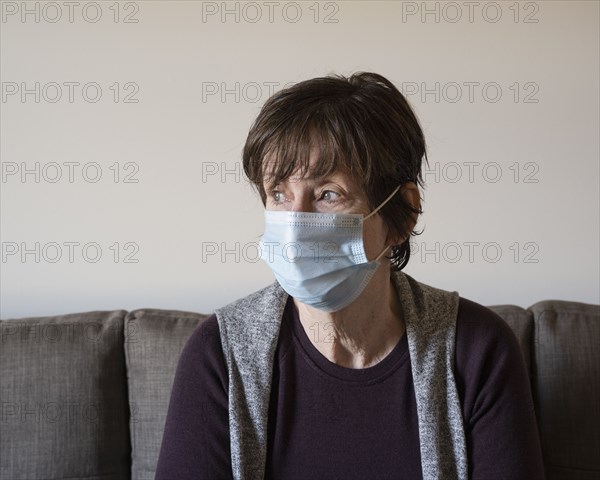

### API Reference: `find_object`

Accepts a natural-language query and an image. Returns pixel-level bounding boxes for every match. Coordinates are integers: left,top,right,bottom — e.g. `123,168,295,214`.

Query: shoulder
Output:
176,314,228,390
215,283,287,356
182,313,221,355
453,297,530,419
455,296,522,359
215,282,285,320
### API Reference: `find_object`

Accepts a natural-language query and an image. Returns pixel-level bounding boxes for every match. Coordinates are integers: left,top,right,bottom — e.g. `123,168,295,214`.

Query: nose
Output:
289,193,313,213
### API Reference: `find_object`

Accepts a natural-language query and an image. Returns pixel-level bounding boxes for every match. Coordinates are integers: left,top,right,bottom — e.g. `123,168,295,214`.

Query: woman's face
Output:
262,151,393,262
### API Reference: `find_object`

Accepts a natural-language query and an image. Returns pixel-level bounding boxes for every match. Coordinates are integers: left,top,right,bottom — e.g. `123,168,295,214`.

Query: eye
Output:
320,190,341,202
271,191,285,203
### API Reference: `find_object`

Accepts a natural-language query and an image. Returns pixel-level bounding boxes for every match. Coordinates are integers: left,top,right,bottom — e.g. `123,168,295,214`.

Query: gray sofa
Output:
1,300,598,480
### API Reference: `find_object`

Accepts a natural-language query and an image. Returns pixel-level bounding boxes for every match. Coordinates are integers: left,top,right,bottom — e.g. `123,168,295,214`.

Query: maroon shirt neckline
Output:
284,298,410,385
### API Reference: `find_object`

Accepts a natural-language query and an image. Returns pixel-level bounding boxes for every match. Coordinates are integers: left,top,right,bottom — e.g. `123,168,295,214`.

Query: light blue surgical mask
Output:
259,185,401,312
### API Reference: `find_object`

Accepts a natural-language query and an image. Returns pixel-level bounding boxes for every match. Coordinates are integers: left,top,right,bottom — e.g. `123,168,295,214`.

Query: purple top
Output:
155,297,545,479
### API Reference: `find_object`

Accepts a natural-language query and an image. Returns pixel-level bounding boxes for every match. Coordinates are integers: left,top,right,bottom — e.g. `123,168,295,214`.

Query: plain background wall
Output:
1,0,598,318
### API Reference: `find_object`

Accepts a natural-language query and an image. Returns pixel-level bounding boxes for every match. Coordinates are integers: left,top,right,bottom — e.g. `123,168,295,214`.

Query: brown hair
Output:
242,71,426,271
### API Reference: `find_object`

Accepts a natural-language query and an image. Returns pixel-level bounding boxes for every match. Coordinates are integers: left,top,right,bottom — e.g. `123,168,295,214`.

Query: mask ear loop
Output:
364,184,402,262
374,244,392,262
364,184,402,221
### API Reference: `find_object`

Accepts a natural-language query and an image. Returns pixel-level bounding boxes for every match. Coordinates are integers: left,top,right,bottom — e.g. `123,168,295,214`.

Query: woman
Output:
155,72,545,479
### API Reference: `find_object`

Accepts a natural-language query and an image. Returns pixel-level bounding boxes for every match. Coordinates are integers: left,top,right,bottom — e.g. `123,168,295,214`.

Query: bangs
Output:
246,100,374,195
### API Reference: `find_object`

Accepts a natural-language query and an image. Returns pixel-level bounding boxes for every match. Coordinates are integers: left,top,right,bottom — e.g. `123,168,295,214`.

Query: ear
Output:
401,181,421,229
386,181,421,245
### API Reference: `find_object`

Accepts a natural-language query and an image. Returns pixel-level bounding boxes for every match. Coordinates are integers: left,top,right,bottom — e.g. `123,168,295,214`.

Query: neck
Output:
294,265,405,369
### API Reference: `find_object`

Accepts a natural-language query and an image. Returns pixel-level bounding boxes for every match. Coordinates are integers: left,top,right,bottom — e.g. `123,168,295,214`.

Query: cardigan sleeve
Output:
155,314,232,480
454,298,545,479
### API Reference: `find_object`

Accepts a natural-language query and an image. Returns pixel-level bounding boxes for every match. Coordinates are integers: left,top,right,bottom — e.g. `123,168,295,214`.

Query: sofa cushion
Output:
124,308,207,480
487,304,533,375
0,310,130,480
530,300,600,480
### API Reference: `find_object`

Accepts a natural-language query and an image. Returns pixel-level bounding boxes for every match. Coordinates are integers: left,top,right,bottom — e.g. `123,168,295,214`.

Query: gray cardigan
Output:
215,271,468,480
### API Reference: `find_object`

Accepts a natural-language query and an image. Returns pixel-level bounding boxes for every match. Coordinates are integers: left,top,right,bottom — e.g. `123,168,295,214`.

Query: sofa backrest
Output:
124,308,207,480
1,301,599,480
0,310,131,480
528,300,600,480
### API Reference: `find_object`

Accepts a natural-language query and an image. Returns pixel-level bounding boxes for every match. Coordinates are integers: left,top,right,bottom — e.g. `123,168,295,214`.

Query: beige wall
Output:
1,0,599,317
